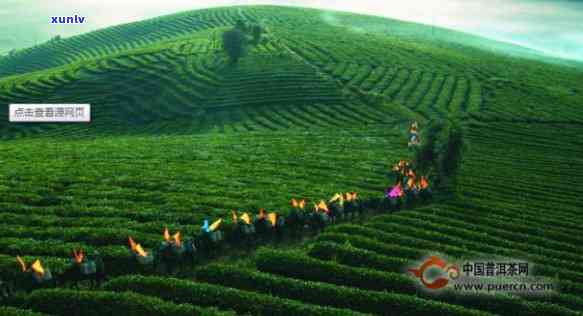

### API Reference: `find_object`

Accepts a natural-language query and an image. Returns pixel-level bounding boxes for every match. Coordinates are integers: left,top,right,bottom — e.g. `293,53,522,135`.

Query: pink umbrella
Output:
387,183,403,199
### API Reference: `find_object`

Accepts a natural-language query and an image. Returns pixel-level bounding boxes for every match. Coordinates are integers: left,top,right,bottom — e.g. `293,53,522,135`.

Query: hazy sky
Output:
1,0,582,60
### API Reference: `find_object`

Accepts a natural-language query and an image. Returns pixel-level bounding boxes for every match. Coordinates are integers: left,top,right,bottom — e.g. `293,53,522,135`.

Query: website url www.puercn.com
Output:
453,281,555,293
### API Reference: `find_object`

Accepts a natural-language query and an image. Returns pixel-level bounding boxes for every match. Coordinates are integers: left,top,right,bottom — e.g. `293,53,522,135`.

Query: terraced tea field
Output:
0,5,582,316
0,126,406,278
99,123,583,316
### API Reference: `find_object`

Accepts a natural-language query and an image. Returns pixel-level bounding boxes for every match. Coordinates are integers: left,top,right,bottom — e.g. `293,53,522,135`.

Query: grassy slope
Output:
0,5,582,316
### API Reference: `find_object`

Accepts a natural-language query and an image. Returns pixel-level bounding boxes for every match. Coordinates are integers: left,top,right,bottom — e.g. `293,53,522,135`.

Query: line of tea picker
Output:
2,163,431,295
2,123,431,295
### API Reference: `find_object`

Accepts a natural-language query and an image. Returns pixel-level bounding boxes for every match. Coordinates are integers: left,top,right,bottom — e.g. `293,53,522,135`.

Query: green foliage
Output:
7,289,230,316
308,241,409,272
412,119,466,193
222,28,246,63
0,225,158,247
440,120,465,179
103,275,367,316
254,248,418,293
0,306,48,316
316,232,424,260
414,120,444,174
0,5,581,315
0,127,405,247
196,264,491,316
251,24,263,44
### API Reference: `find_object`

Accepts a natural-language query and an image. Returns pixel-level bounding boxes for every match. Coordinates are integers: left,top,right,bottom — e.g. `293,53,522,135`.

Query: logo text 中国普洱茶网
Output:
408,256,555,295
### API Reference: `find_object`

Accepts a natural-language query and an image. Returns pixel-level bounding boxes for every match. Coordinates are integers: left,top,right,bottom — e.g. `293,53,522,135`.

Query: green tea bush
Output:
254,248,418,293
196,264,492,316
7,289,231,316
0,306,48,316
103,275,364,316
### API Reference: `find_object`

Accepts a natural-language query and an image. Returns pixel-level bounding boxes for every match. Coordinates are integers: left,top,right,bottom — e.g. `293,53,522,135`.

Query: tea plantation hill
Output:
0,5,582,316
1,6,583,137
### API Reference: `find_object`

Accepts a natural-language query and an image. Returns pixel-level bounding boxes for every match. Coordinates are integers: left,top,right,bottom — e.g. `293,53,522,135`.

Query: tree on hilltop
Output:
222,28,245,64
222,20,266,63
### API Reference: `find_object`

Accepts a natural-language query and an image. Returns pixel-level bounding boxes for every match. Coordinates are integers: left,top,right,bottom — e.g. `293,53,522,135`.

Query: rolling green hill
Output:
0,5,582,316
1,6,582,138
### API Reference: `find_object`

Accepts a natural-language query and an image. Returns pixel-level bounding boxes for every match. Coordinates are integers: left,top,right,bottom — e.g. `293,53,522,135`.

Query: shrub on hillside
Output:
222,29,245,64
415,120,444,174
440,121,465,178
